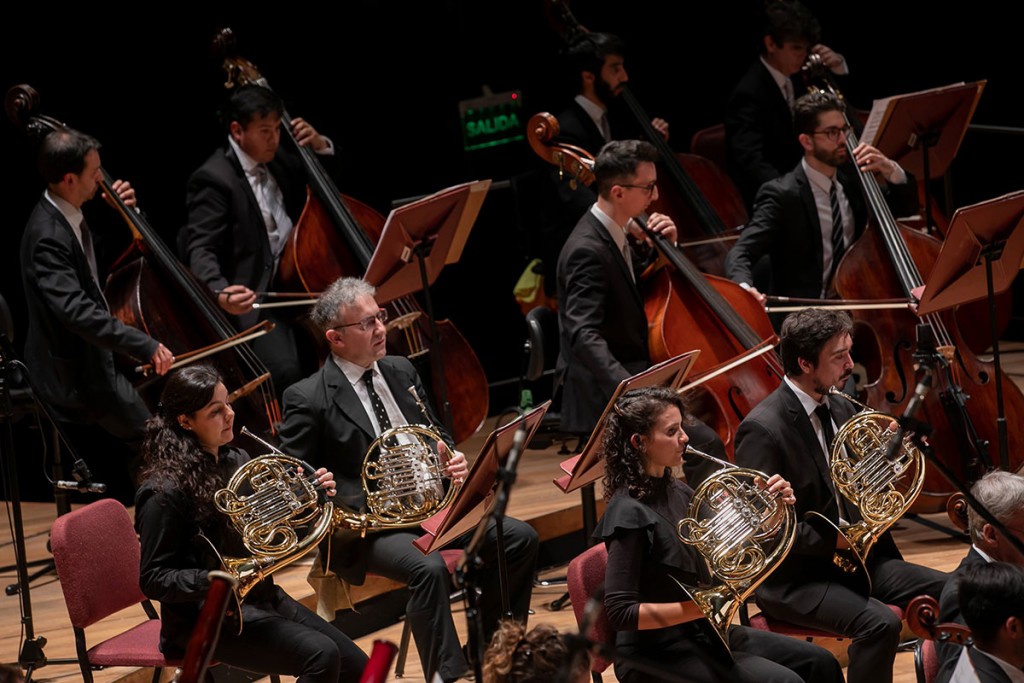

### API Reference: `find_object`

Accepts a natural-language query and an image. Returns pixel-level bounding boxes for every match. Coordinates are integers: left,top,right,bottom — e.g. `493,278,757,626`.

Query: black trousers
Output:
214,589,368,682
250,308,306,400
756,557,948,683
360,517,539,681
615,624,844,683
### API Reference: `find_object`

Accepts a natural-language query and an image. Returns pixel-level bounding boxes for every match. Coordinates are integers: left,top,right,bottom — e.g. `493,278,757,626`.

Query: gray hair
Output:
968,469,1024,545
309,277,377,332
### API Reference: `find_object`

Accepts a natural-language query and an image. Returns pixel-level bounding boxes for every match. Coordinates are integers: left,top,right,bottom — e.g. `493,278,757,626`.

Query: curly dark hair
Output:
601,386,686,502
482,619,589,683
137,364,226,522
779,308,852,376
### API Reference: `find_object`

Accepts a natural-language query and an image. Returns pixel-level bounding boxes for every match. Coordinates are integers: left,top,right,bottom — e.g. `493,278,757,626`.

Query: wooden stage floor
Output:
5,341,1024,682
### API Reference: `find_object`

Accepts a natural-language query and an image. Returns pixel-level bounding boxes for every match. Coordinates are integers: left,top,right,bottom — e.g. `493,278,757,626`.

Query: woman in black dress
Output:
595,386,844,683
135,364,368,681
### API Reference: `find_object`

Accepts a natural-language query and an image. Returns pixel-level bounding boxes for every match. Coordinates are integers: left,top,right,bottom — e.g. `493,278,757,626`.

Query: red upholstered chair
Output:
49,498,179,683
689,122,728,173
566,543,614,682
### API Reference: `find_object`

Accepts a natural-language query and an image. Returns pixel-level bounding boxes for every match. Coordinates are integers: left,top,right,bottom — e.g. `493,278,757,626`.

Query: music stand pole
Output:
412,239,454,436
916,130,941,237
982,241,1010,470
1,334,47,680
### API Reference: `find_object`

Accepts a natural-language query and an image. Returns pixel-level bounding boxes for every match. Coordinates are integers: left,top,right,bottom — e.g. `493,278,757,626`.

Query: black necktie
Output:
827,181,846,287
362,369,393,435
814,403,836,461
815,402,856,521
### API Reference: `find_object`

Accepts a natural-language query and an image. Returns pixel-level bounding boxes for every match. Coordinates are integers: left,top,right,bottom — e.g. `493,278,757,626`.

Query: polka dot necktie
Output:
362,369,393,435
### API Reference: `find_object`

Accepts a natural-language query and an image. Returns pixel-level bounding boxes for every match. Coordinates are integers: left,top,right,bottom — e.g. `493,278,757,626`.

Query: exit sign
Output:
459,90,524,151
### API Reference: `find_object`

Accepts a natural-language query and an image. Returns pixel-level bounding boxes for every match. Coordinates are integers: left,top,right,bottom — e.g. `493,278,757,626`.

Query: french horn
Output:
673,447,796,655
809,388,925,592
202,427,335,632
333,386,461,536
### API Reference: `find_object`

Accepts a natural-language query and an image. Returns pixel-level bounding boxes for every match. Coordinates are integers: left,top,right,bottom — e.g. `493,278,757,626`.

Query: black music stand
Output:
861,81,985,236
554,350,700,496
916,190,1024,471
412,401,551,681
363,180,491,436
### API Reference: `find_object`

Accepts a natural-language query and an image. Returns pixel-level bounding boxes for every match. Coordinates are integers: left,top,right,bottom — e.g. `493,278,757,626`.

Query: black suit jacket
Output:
278,355,451,582
19,196,157,417
725,59,806,210
178,144,307,327
725,162,918,302
733,381,902,612
555,210,650,435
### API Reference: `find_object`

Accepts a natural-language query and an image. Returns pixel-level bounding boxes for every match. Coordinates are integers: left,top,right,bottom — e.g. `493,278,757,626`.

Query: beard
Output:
594,75,618,104
812,143,848,168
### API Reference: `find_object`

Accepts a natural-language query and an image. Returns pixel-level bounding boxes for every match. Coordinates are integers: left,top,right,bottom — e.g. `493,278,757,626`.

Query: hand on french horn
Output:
297,466,337,498
764,473,796,506
438,442,468,485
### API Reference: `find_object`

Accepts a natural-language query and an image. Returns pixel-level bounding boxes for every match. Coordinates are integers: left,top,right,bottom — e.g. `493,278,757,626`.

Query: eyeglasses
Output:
618,180,658,195
811,125,852,142
332,309,388,332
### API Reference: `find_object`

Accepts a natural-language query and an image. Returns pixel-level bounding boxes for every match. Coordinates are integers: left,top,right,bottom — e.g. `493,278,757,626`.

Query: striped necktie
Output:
827,181,846,287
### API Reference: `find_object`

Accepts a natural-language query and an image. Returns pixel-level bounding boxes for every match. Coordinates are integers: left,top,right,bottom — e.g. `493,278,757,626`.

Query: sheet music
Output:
860,82,969,148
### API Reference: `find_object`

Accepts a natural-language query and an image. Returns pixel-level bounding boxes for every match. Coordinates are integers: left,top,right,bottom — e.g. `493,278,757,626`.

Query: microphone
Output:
55,480,107,493
885,325,937,462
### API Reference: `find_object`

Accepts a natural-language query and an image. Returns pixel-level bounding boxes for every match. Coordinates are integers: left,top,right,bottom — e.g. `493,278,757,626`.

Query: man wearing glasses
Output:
934,470,1024,681
555,139,678,437
725,91,918,326
278,276,539,683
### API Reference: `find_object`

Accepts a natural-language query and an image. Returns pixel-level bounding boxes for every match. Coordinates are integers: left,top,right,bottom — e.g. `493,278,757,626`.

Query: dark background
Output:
1,1,1020,501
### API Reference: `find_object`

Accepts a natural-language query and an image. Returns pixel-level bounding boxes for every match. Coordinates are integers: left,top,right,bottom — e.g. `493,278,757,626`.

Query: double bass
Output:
213,29,489,443
528,112,783,454
804,67,1024,512
7,84,281,437
544,0,748,277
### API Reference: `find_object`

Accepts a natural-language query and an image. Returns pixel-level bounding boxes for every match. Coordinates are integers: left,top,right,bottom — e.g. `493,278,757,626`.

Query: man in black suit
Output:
935,470,1024,682
278,276,539,683
534,32,671,297
733,308,947,683
725,0,849,210
19,127,173,451
725,91,917,323
178,84,332,396
555,139,677,437
948,562,1024,683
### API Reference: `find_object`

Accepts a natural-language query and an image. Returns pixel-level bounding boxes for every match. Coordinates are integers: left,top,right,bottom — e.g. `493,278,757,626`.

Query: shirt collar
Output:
332,354,379,387
44,189,84,232
759,55,791,92
590,203,630,253
802,157,836,195
784,375,828,417
227,136,261,177
575,94,607,131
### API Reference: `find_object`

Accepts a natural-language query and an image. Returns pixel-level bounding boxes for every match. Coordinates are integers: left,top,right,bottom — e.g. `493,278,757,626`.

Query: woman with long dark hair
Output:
135,364,368,681
594,386,844,683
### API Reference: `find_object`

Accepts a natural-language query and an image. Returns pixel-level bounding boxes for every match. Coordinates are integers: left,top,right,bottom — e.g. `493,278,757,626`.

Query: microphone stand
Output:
454,413,527,681
887,327,1024,560
0,333,105,681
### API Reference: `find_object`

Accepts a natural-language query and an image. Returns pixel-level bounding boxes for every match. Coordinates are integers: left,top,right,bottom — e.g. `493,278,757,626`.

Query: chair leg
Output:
591,672,602,683
394,617,413,678
151,667,161,683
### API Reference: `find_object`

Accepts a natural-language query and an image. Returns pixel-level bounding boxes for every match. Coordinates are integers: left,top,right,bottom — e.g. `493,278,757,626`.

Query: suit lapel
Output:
838,167,868,240
324,359,376,440
585,213,643,308
43,201,105,299
379,358,423,425
968,647,1015,683
225,147,274,262
779,382,836,492
793,166,825,288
